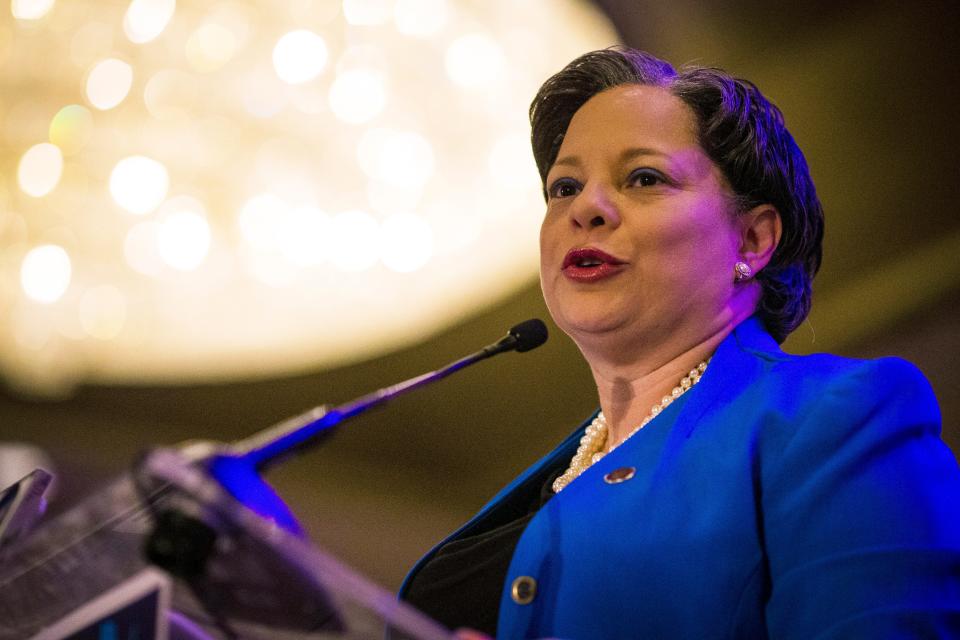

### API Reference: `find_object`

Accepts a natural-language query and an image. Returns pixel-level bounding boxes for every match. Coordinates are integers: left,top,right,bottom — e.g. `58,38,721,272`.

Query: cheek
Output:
538,219,553,281
647,202,739,282
538,214,559,259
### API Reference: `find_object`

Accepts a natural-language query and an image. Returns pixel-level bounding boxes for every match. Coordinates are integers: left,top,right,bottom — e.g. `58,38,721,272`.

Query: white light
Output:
379,131,434,188
329,210,380,272
272,30,329,85
328,70,386,124
123,0,176,44
356,127,392,175
144,69,197,120
488,132,537,189
109,156,170,215
380,213,433,273
394,0,447,36
85,58,134,110
20,245,72,304
238,193,289,251
342,0,392,26
186,23,238,73
158,209,211,271
445,34,506,89
241,68,287,118
366,179,422,215
358,128,434,188
79,285,127,340
11,0,55,20
124,221,164,276
17,143,63,197
289,84,328,115
280,205,332,267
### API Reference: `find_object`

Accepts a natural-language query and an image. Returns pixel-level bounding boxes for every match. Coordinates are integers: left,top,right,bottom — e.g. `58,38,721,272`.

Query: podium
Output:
0,447,452,640
0,322,550,638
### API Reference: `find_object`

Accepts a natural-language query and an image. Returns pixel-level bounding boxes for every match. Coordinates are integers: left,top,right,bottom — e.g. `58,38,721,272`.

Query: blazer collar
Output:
671,315,783,438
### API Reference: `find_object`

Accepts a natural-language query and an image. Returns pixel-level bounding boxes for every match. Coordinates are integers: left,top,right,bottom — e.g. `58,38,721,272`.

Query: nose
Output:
568,182,621,230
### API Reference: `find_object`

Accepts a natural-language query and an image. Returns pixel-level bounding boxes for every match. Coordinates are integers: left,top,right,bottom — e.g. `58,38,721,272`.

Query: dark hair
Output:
529,47,824,343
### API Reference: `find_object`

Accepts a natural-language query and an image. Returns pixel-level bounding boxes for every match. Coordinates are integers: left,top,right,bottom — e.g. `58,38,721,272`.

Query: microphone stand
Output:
0,321,547,640
139,319,547,636
230,318,545,472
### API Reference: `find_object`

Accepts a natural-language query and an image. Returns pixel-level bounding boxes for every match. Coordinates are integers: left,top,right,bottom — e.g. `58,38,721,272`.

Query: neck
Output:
581,311,750,450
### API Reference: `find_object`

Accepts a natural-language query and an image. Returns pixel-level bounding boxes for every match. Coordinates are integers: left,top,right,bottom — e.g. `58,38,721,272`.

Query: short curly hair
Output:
530,47,824,343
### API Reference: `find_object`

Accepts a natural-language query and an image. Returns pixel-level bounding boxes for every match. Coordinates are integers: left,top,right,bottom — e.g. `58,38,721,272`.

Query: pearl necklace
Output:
552,360,709,494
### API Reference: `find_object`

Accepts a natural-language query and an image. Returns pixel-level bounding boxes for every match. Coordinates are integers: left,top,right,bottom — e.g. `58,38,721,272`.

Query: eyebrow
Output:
551,146,671,170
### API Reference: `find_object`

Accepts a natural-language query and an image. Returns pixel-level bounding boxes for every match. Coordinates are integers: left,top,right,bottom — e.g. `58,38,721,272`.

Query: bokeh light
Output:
342,0,392,26
109,156,170,214
85,58,134,110
238,193,289,252
123,0,176,44
144,69,199,120
158,209,211,271
488,132,536,189
329,210,381,272
280,205,332,267
20,245,72,304
17,143,64,197
394,0,448,36
0,0,615,387
380,213,433,273
49,105,95,155
378,131,435,188
445,34,506,89
11,0,55,20
185,23,238,73
241,67,287,118
358,128,435,191
123,221,164,276
272,30,328,84
79,284,127,340
328,69,387,124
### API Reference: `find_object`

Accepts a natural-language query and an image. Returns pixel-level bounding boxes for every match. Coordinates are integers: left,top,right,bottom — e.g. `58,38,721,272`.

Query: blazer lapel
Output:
674,316,783,439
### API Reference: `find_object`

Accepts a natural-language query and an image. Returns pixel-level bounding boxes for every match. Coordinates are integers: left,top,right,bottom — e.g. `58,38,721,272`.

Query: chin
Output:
552,305,630,340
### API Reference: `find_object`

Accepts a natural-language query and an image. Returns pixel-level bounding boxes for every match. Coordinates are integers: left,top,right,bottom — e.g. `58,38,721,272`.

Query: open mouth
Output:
561,247,626,282
562,247,624,269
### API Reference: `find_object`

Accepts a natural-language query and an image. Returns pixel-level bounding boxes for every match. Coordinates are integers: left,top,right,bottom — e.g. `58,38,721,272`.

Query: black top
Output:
402,470,561,635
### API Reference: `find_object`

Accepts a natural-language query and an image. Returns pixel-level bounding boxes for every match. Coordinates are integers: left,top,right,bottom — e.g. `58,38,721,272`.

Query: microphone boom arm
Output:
229,319,547,472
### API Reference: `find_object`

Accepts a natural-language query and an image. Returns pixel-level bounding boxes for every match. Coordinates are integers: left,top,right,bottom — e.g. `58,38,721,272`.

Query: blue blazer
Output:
402,317,960,638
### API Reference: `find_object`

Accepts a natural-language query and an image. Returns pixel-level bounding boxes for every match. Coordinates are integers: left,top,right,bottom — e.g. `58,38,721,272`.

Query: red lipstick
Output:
562,247,626,283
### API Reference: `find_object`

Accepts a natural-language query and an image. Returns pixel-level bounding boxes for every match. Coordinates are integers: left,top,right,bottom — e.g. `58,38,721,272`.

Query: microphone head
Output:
508,319,548,353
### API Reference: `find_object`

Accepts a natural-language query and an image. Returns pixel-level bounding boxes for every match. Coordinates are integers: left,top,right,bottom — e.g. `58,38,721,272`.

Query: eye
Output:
628,168,668,188
547,177,581,199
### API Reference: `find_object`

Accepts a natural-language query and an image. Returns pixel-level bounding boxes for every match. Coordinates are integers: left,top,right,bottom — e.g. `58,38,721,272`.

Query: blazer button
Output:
510,575,537,605
603,466,636,484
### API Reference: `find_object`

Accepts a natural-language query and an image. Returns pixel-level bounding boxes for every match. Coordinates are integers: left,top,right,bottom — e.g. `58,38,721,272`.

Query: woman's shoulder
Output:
773,349,930,388
746,350,945,473
731,318,936,405
767,350,936,414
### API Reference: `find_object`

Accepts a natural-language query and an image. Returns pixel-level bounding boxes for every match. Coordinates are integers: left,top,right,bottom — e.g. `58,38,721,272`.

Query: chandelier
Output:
0,0,616,393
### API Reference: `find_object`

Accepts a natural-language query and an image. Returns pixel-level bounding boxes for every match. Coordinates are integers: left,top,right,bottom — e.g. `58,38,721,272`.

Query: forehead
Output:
555,84,703,166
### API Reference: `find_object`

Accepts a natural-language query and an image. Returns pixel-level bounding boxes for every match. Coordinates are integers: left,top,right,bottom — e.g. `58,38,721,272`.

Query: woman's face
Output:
539,84,744,352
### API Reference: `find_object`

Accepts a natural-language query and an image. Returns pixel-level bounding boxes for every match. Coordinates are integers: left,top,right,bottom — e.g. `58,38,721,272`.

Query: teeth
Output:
578,259,602,267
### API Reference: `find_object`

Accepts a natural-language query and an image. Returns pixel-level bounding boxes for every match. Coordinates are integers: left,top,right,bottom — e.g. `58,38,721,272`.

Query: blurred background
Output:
1,0,957,590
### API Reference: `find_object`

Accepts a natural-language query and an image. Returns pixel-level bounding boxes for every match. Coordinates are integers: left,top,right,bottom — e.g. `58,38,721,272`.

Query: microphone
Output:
229,319,548,471
480,318,549,356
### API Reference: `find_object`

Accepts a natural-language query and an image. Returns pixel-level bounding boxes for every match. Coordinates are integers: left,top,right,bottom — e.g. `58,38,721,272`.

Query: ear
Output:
738,204,782,273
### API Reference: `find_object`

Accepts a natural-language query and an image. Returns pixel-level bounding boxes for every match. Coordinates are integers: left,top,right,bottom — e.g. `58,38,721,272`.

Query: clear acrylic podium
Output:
0,447,452,640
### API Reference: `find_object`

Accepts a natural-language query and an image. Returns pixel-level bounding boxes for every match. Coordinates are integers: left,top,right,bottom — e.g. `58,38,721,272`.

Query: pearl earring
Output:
734,261,753,282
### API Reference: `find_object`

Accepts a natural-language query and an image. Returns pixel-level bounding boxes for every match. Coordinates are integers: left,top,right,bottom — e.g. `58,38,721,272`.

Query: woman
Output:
400,48,960,638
